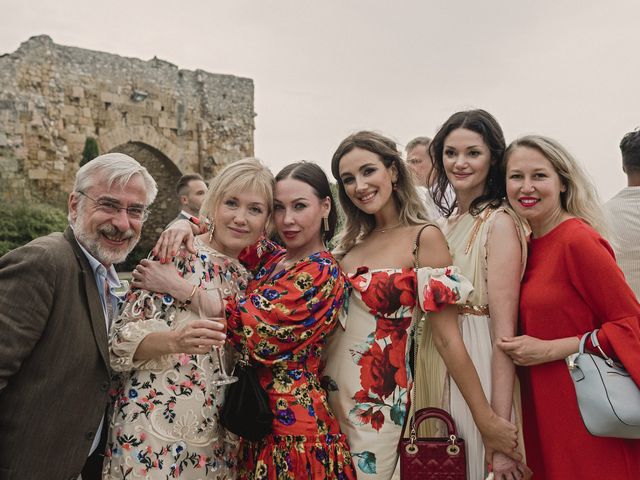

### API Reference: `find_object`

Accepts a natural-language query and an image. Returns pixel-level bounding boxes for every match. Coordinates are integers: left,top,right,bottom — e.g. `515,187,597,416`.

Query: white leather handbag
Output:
566,329,640,439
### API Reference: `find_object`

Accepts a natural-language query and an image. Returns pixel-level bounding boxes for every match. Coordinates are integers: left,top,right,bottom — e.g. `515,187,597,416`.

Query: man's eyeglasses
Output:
77,191,150,221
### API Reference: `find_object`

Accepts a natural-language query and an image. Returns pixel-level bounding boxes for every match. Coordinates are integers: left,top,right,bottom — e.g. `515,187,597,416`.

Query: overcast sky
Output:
2,0,639,200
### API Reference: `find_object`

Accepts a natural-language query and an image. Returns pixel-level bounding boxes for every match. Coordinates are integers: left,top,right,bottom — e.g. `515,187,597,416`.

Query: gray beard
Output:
76,230,136,265
73,215,139,266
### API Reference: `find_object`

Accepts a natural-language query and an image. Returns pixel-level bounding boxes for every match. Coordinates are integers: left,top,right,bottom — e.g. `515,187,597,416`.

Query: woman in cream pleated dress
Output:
416,110,531,480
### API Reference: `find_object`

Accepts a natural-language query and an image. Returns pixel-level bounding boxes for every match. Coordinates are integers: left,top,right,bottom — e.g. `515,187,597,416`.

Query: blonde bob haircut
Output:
504,135,607,236
200,157,274,229
330,131,430,259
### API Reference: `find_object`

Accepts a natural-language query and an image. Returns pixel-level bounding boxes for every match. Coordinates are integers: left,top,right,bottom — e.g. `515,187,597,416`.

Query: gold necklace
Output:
372,222,402,233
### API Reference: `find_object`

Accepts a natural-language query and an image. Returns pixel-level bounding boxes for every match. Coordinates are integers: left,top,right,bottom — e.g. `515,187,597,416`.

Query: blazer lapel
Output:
64,227,110,369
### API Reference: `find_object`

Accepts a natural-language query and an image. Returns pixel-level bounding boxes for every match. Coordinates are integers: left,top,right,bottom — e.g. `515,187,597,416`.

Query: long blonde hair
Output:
330,131,430,259
504,135,607,236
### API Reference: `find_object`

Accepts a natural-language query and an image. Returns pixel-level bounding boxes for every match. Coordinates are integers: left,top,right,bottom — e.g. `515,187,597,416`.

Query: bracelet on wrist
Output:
182,284,198,306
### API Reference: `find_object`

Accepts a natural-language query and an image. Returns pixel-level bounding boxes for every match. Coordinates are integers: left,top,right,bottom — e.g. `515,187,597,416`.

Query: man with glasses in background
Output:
0,153,157,480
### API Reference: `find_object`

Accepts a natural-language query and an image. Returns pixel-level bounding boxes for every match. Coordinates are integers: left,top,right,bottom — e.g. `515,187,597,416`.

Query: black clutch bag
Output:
220,360,274,441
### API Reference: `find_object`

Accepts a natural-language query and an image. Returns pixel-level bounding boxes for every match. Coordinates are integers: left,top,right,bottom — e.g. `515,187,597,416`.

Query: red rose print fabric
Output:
322,266,472,479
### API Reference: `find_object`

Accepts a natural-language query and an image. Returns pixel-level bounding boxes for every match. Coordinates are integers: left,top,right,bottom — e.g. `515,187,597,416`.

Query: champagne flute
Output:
198,288,237,385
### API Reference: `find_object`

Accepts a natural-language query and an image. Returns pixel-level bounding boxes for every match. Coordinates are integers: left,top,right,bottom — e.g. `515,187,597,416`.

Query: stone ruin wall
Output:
0,35,255,251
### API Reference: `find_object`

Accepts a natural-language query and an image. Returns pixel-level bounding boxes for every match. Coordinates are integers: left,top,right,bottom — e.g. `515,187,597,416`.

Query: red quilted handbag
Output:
399,407,467,479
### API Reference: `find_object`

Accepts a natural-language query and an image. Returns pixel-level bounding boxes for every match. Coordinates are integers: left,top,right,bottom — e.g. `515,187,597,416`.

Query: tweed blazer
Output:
0,227,112,480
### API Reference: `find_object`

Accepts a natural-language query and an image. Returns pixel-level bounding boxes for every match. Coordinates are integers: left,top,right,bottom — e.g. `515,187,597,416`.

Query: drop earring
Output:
323,216,329,232
208,219,215,243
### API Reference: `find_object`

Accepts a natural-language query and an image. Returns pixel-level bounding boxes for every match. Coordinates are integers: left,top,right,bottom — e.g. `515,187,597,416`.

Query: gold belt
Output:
458,304,489,316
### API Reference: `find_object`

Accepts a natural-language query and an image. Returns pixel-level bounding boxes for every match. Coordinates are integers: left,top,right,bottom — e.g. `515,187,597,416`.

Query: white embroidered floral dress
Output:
103,238,247,480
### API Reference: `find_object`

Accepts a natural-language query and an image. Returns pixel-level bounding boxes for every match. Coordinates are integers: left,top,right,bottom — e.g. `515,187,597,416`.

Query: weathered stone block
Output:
71,86,84,99
66,133,85,144
0,156,19,173
61,105,76,116
28,167,48,179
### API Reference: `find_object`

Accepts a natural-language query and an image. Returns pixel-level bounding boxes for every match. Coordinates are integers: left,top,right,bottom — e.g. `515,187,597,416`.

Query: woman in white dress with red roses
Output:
321,131,522,479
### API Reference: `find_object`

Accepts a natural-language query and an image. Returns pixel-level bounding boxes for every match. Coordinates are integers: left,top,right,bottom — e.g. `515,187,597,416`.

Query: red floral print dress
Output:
226,239,356,480
321,266,472,479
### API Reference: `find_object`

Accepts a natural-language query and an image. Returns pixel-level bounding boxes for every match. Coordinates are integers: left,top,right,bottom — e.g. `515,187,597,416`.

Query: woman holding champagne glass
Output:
103,158,273,479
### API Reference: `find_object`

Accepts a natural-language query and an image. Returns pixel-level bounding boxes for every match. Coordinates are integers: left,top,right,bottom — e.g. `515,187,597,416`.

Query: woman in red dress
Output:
499,135,640,479
224,162,355,479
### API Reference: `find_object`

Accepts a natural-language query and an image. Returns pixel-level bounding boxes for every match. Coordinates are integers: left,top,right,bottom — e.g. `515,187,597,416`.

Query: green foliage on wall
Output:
0,202,68,256
80,137,99,167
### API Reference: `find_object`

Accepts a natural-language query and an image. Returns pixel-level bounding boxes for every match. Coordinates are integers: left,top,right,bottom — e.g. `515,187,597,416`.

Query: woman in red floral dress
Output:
322,131,522,479
224,162,356,479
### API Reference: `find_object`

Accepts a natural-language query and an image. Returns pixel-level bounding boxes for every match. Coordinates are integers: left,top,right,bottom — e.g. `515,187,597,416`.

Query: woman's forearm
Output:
485,212,521,421
133,331,177,361
491,348,516,420
498,334,581,366
488,298,519,421
165,278,194,304
432,313,523,461
547,336,580,361
431,307,494,422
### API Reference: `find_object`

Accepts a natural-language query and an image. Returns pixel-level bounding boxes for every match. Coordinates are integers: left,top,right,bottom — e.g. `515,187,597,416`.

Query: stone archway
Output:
108,141,182,260
100,126,184,171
